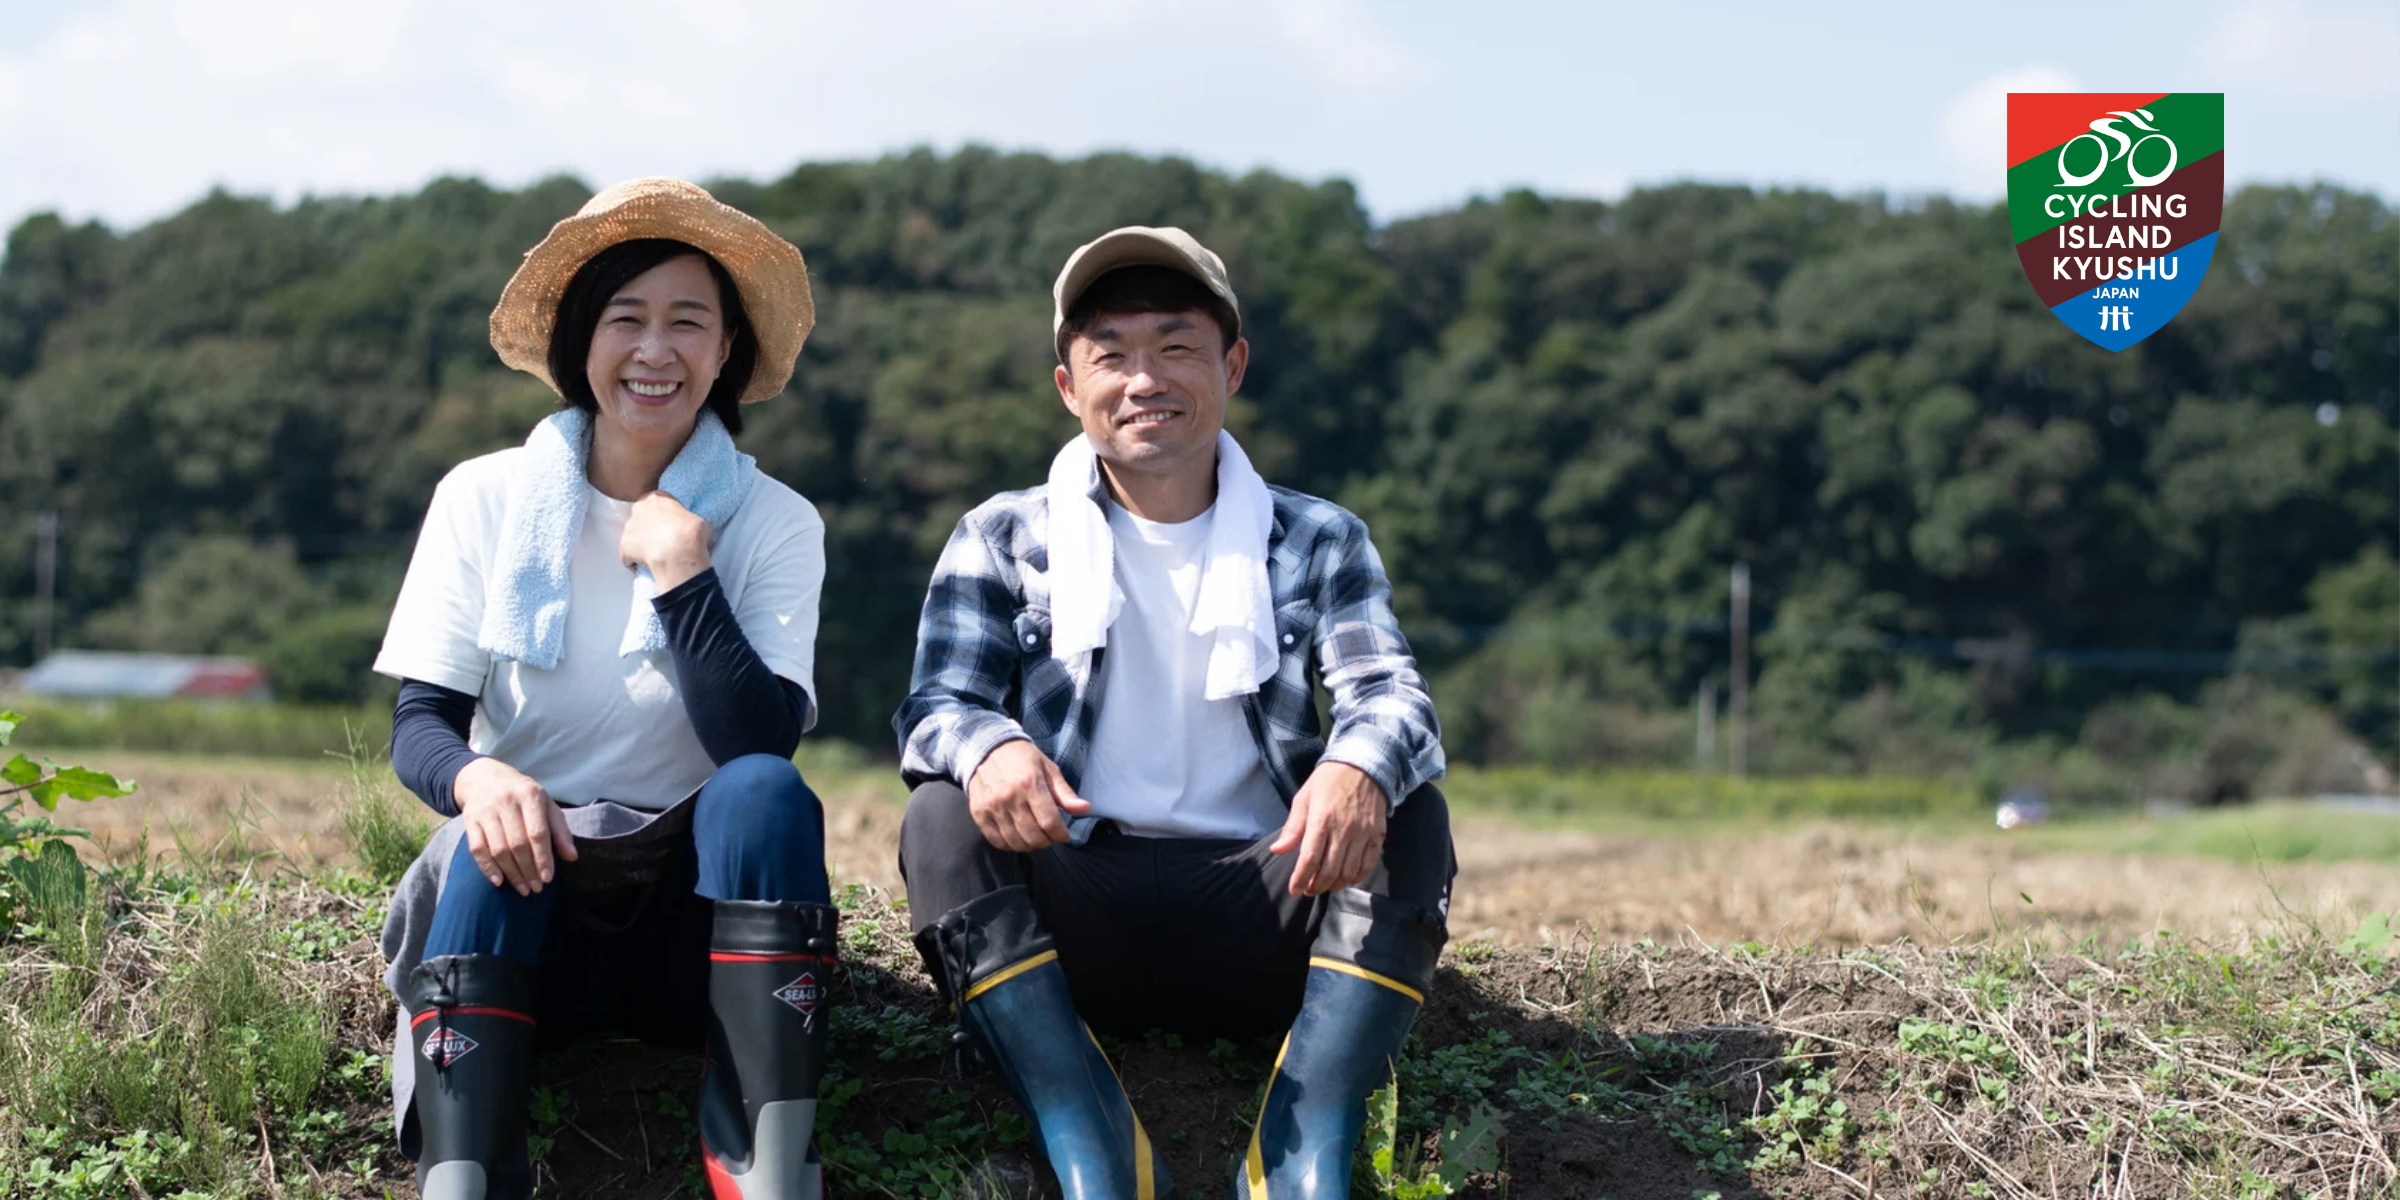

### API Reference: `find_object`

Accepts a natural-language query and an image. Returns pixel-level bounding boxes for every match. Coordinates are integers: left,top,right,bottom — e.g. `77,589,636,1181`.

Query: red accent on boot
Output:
409,1006,535,1028
702,1143,742,1200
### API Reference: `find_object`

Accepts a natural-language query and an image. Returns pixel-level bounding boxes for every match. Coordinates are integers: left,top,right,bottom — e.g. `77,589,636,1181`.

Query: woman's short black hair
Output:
547,238,757,437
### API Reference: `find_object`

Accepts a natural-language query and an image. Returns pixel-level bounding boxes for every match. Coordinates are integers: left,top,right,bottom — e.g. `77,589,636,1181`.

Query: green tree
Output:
80,536,328,656
0,153,2389,766
2309,545,2400,754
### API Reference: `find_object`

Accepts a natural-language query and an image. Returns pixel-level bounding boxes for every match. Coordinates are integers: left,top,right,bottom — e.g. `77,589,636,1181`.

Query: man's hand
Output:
619,491,714,592
454,757,579,895
966,739,1092,853
1270,760,1387,896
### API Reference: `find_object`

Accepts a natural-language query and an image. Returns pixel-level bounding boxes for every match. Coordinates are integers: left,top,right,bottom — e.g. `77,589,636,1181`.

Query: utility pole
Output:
33,511,58,662
1729,561,1750,777
1696,677,1717,773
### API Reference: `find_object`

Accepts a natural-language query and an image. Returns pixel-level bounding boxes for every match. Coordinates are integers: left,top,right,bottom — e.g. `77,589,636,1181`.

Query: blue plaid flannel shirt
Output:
894,477,1444,839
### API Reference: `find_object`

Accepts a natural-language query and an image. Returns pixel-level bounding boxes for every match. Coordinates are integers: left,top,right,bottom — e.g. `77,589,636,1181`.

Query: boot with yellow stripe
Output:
922,886,1172,1199
1237,890,1446,1199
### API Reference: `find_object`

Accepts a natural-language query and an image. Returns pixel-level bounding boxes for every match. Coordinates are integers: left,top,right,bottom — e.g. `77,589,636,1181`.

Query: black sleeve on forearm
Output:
654,567,811,765
392,679,482,819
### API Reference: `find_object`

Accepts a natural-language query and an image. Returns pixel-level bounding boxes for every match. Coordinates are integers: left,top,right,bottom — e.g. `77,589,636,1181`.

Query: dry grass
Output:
1446,818,2400,951
5,865,2394,1199
0,866,398,1196
54,751,2400,952
7,750,2394,1197
1485,932,2400,1198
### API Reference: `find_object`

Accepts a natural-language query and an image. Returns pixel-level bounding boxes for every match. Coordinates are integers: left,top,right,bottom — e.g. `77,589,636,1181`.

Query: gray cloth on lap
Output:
380,790,698,1146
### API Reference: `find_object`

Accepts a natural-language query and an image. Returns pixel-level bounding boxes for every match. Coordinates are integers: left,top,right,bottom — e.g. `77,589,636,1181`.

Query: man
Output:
894,226,1453,1199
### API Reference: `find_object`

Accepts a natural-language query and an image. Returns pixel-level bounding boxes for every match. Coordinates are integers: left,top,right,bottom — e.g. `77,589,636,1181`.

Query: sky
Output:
0,0,2394,240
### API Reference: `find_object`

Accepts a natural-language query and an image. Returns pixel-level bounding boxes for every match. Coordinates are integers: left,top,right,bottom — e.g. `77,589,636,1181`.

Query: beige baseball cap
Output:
1051,225,1241,342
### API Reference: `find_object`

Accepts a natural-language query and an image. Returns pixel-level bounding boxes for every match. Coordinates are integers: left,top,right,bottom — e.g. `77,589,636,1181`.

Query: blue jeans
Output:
424,754,829,964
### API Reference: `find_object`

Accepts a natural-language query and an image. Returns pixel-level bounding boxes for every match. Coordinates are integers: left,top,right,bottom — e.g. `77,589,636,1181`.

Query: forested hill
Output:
0,149,2392,775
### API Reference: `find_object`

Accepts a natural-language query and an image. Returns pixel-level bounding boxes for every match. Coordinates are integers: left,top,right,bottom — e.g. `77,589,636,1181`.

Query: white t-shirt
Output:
1077,503,1287,840
373,448,824,809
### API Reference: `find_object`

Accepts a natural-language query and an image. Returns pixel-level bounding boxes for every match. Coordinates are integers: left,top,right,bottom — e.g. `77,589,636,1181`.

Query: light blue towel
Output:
476,408,756,669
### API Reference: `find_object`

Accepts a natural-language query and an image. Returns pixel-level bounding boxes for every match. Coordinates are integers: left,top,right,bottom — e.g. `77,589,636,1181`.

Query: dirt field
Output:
54,751,2400,949
13,752,2396,1198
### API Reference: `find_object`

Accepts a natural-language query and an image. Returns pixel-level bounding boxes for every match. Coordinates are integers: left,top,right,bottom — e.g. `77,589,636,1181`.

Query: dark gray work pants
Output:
897,779,1455,1040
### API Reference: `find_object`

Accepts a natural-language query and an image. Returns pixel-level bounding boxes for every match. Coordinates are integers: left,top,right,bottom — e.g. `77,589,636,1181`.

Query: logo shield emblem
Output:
2008,93,2223,351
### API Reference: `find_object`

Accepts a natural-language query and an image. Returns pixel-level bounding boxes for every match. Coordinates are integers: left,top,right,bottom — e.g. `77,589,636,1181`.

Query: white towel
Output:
1045,431,1278,700
477,408,756,669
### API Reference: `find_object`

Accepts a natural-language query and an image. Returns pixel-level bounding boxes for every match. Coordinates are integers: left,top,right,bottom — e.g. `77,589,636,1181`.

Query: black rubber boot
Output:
1235,890,1446,1199
920,885,1172,1199
699,900,838,1200
408,954,538,1200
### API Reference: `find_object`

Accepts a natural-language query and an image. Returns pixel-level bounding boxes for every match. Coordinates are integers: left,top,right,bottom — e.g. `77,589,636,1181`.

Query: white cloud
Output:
1554,168,1630,202
0,2,2385,245
2199,1,2400,98
0,0,1427,238
1273,0,1423,92
168,0,411,78
494,56,597,117
48,11,139,68
1937,65,2079,199
663,0,756,47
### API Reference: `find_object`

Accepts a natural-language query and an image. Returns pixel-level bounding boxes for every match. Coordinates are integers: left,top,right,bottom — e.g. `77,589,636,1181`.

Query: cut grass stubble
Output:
1,750,2394,1197
0,874,376,1198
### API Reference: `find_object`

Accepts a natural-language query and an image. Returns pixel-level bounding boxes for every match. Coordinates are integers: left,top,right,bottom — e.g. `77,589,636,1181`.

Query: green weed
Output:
1359,1079,1504,1198
1896,1017,2019,1104
1745,1059,1856,1172
334,723,428,884
0,709,130,954
1393,1026,1530,1133
0,1127,197,1200
0,876,342,1197
1504,1050,1627,1127
2338,910,2395,959
1650,1079,1745,1176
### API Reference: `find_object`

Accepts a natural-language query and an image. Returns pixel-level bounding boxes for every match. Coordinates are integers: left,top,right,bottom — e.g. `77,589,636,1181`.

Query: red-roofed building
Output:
18,651,271,702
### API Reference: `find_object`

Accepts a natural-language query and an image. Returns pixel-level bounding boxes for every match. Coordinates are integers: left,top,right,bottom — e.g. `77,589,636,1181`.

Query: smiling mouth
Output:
1122,410,1178,427
623,380,682,405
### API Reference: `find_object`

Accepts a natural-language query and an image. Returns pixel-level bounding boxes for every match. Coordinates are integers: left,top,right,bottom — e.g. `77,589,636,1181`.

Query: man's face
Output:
1053,308,1248,488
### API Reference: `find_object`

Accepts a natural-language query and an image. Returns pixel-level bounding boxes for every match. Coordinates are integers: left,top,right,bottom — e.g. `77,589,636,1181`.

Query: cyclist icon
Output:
2057,108,2178,188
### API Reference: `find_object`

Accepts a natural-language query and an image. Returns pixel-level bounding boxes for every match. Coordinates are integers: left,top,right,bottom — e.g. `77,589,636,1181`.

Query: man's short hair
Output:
1055,265,1240,368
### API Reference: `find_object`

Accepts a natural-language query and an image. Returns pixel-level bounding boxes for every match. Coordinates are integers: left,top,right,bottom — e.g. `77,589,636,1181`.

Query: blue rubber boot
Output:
925,886,1171,1199
1236,890,1446,1199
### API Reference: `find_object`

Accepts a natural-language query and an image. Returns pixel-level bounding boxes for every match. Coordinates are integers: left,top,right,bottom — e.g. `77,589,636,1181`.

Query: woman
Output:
374,178,831,1200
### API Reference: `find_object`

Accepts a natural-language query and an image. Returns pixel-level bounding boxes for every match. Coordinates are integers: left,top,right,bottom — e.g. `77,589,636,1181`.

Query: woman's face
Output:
583,254,733,448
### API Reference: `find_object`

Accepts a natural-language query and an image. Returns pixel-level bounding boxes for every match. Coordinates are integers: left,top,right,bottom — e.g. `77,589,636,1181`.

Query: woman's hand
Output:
620,492,714,591
454,757,578,895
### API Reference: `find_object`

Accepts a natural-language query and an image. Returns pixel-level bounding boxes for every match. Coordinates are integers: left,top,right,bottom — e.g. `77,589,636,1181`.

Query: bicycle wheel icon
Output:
2122,134,2176,186
2058,133,2113,187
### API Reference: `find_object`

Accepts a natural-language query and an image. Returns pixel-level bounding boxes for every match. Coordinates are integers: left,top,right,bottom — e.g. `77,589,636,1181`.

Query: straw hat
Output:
489,177,813,405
